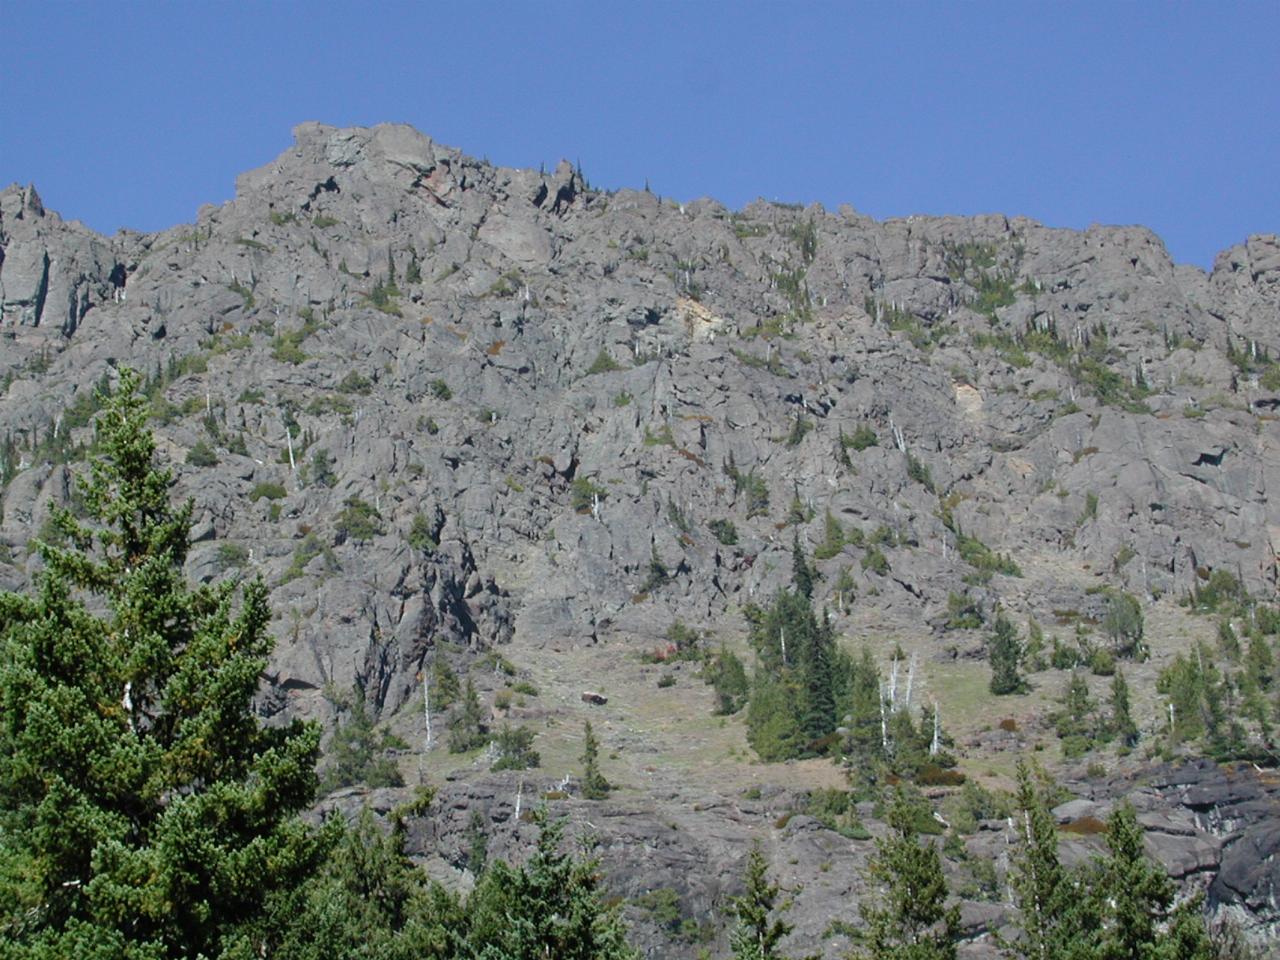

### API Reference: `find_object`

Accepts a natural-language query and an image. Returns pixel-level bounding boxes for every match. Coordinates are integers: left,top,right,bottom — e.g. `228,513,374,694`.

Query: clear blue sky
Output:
3,1,1276,268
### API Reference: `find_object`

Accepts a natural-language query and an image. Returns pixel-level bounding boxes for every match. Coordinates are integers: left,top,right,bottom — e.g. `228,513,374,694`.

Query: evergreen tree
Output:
461,810,637,959
1006,760,1093,960
491,724,540,771
262,803,459,960
1094,802,1213,960
321,687,408,792
988,613,1027,695
1056,671,1096,755
729,843,792,960
1109,669,1139,749
448,677,488,753
1103,591,1147,660
792,534,815,599
430,657,461,710
0,369,326,958
855,788,961,960
1237,667,1271,741
747,589,814,673
840,646,884,768
465,809,489,876
1244,633,1274,691
580,720,610,800
799,609,836,744
705,645,750,715
746,677,803,762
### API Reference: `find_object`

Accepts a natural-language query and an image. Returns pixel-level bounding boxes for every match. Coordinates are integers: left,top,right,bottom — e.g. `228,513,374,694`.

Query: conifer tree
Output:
706,645,750,715
799,609,836,744
462,810,637,959
321,687,408,791
448,677,488,753
0,369,326,957
855,788,960,960
1094,802,1213,960
988,613,1027,695
1109,668,1139,749
841,646,884,767
262,803,459,960
792,534,815,600
431,656,461,709
729,843,792,960
746,676,803,762
1006,760,1092,960
1056,671,1096,747
580,720,610,800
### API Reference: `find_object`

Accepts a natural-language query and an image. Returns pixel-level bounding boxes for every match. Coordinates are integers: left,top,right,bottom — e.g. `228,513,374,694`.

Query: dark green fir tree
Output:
729,843,792,960
0,369,327,958
580,720,610,800
855,788,961,960
988,613,1027,695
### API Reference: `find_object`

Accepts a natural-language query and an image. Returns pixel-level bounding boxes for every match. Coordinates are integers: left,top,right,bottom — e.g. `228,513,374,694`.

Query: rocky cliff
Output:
2,122,1278,956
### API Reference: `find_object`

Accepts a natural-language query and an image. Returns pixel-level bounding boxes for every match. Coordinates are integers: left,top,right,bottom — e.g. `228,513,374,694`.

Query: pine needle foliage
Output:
0,368,326,958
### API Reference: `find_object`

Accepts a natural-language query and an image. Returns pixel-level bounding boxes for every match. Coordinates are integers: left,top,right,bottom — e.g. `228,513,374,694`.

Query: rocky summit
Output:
2,122,1279,956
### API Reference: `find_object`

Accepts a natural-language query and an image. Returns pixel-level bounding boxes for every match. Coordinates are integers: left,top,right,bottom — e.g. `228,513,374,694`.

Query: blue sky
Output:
3,1,1276,268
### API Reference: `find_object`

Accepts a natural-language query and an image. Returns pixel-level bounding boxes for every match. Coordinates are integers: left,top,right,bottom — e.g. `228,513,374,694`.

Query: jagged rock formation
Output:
2,122,1279,955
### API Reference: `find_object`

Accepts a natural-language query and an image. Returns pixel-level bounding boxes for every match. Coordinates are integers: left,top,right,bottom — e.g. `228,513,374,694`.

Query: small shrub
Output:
335,497,384,542
844,424,879,451
337,371,373,394
570,476,607,513
491,724,539,771
861,546,890,575
250,482,287,502
916,764,966,786
708,518,738,545
657,673,676,688
214,542,250,572
585,349,624,375
186,440,219,467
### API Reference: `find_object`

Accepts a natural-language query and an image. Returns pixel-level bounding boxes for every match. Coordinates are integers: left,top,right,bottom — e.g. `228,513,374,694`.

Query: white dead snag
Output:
930,701,941,756
514,780,524,820
880,688,889,751
284,416,296,473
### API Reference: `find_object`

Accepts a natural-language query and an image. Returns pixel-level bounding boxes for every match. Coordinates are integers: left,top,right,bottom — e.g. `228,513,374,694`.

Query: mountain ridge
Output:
2,121,1279,956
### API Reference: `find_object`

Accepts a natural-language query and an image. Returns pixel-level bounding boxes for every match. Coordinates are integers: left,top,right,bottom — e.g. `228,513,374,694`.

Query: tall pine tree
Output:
729,844,792,960
854,788,960,960
988,613,1027,695
0,369,326,958
1006,760,1093,960
580,720,610,800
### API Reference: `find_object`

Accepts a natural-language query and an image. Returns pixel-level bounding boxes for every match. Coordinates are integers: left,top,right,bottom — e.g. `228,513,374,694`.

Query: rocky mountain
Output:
2,122,1278,956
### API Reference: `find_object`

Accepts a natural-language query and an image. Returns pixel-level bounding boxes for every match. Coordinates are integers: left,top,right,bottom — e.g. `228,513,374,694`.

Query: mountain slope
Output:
2,122,1279,955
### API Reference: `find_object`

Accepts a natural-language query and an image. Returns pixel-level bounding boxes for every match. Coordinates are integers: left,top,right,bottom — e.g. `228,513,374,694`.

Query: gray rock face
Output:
3,122,1280,953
